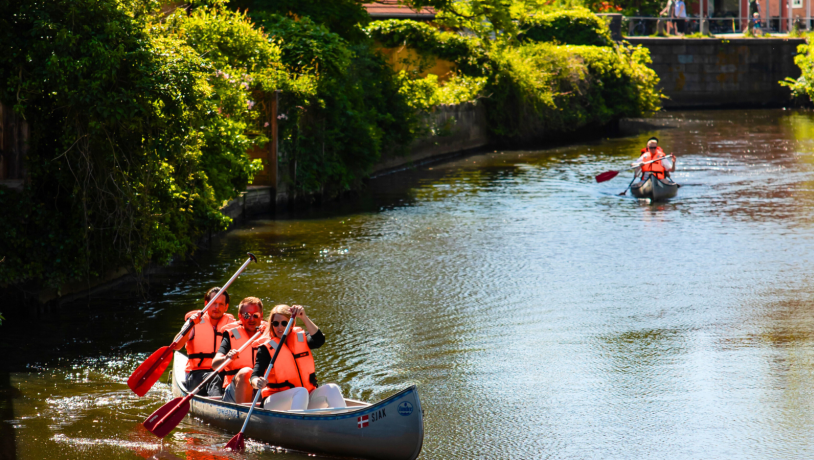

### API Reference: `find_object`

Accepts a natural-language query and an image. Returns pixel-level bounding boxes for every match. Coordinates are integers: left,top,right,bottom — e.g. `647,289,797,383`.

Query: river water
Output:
4,109,814,460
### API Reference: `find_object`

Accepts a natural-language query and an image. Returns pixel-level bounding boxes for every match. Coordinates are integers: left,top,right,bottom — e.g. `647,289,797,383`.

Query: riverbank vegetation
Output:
782,34,814,100
0,0,660,292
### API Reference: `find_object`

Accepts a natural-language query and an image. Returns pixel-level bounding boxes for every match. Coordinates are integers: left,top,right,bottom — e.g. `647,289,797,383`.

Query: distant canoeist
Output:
173,287,236,395
634,137,676,181
211,296,267,404
250,304,346,410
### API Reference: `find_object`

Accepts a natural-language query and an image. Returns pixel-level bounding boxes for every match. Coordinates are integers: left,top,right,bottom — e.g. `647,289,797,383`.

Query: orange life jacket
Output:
639,147,667,180
256,327,319,399
220,322,267,388
184,310,235,372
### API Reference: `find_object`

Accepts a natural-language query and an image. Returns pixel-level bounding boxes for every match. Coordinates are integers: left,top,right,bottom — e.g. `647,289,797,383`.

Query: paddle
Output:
595,155,675,183
618,172,640,196
127,252,258,397
225,315,296,451
143,328,264,438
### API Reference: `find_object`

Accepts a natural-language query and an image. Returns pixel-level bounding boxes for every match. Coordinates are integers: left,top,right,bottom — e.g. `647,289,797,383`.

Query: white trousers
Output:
307,383,346,409
262,383,346,411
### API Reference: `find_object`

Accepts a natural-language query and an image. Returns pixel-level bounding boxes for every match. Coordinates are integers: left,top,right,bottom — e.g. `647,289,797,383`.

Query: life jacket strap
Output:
188,352,216,367
265,381,296,390
292,351,310,359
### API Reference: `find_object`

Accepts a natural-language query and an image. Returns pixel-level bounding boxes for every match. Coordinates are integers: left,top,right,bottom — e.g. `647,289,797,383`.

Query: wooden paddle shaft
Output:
185,328,263,398
237,317,296,435
632,154,675,169
173,252,258,345
133,253,257,390
149,329,264,431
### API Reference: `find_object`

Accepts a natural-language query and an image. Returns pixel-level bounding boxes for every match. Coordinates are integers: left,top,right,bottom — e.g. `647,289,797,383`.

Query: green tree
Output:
230,0,370,41
0,0,296,287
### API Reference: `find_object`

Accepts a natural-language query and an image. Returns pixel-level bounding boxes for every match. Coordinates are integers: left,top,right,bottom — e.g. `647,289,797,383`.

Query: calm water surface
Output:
5,109,814,459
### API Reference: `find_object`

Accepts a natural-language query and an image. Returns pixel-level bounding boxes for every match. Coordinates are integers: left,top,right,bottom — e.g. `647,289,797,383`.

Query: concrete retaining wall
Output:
373,101,489,176
626,37,805,108
221,186,274,220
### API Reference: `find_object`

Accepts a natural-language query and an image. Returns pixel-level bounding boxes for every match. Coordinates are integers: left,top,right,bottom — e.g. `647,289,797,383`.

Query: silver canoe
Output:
170,352,424,460
630,175,678,201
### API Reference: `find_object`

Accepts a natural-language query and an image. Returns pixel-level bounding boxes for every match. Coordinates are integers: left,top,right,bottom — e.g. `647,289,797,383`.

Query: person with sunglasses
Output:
250,304,346,411
210,297,267,403
633,137,676,181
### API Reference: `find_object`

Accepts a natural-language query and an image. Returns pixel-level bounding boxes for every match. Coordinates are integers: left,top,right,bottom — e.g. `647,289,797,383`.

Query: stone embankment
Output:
626,37,805,108
229,102,490,220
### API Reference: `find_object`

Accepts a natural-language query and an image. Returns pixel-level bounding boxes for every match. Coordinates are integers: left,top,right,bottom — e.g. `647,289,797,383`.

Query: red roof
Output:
364,1,437,19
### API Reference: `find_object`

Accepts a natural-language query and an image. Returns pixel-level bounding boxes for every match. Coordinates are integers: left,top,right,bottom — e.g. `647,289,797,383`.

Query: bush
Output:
230,0,370,42
366,20,487,76
519,8,614,47
253,14,418,195
0,1,299,287
483,41,660,143
398,72,487,111
782,38,814,100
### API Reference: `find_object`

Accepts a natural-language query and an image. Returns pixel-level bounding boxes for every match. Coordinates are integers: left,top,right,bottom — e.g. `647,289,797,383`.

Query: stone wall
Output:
222,102,490,217
626,38,805,108
373,101,489,176
220,186,274,220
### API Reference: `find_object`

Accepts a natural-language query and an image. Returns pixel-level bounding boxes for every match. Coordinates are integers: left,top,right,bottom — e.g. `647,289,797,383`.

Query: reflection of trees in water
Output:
0,373,18,460
598,328,688,379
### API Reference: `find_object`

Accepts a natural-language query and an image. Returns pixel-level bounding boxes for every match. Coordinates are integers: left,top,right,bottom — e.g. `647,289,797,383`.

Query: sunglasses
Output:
241,312,262,320
648,146,657,149
271,320,289,327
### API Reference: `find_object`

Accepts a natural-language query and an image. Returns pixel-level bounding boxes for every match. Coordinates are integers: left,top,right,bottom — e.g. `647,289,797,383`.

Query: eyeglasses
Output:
271,320,289,327
241,312,262,320
648,146,657,150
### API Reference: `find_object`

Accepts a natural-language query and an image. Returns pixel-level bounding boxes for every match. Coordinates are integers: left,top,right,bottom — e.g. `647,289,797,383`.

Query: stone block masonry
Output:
626,38,805,108
372,101,489,176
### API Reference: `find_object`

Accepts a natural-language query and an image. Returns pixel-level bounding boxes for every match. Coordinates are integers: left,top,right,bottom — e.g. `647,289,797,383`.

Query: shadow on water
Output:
0,372,18,460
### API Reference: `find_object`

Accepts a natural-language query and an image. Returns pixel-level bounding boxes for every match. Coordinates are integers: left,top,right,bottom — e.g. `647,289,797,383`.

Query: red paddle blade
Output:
225,432,245,451
143,397,190,438
595,170,620,183
128,346,173,396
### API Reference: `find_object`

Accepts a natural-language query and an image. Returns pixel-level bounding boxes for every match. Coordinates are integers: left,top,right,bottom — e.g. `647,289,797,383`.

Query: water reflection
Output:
6,109,814,459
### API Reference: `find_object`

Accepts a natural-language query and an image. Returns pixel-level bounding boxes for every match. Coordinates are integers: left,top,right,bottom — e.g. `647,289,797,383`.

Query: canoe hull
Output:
630,175,678,201
171,352,423,460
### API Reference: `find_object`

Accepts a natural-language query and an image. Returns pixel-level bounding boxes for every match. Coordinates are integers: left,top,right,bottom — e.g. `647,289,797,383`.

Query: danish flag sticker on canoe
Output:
357,415,369,429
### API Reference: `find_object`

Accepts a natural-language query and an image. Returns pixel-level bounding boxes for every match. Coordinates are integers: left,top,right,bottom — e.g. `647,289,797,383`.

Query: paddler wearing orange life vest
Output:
249,304,346,411
210,296,267,404
633,137,676,181
173,287,236,396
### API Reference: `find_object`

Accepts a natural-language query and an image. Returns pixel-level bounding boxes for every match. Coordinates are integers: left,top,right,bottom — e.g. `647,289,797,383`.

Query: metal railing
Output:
622,15,812,36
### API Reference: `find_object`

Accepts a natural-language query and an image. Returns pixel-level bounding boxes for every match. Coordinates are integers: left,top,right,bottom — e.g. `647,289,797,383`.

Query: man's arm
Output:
172,311,202,350
173,327,194,350
211,334,233,369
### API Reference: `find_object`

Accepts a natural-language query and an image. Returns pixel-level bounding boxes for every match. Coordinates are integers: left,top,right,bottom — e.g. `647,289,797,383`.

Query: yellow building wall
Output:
377,46,457,81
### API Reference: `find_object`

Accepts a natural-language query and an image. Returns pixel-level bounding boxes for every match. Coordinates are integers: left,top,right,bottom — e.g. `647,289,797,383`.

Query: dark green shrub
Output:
253,14,417,195
483,42,660,143
519,8,614,47
366,20,488,76
0,1,294,287
230,0,370,42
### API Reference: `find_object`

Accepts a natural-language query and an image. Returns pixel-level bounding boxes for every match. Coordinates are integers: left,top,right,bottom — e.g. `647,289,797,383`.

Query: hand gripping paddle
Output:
143,329,264,438
225,315,296,451
127,252,258,396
